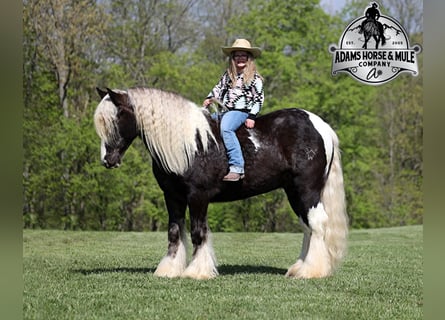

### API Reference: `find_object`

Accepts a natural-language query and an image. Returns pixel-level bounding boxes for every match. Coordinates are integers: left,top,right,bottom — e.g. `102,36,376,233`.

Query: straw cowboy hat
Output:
222,39,262,58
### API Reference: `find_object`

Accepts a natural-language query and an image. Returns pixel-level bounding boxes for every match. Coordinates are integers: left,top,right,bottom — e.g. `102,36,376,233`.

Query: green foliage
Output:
23,226,423,319
23,0,423,231
228,0,339,111
226,0,417,228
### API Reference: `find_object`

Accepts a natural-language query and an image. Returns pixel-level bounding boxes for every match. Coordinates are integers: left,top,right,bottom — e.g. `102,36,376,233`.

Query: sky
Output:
320,0,347,15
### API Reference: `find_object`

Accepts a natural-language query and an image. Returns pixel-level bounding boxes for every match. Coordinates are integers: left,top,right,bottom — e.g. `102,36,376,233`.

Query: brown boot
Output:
222,172,245,182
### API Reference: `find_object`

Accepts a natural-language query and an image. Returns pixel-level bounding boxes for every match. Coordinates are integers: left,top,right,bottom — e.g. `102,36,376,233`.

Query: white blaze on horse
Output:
94,87,349,279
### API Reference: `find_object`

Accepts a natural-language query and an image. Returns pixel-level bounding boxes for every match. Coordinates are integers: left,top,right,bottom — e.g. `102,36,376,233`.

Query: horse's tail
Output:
321,130,349,272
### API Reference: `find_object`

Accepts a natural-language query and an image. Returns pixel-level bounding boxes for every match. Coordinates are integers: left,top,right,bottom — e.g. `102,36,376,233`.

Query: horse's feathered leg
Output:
285,216,311,276
285,140,348,279
295,203,333,278
154,193,188,278
285,199,332,278
181,195,218,279
284,187,329,278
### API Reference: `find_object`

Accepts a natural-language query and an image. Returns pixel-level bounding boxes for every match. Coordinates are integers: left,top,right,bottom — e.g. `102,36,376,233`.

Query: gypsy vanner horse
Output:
94,87,348,279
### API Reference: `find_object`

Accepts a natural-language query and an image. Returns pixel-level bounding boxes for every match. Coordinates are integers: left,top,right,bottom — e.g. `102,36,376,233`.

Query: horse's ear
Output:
96,87,108,99
106,88,130,108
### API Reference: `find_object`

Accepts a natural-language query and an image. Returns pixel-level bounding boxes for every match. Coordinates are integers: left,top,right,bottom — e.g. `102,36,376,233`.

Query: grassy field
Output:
23,225,422,319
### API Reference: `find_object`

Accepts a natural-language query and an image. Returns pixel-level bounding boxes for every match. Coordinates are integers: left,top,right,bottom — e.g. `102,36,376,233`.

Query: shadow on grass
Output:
218,264,287,276
72,265,287,276
72,267,155,275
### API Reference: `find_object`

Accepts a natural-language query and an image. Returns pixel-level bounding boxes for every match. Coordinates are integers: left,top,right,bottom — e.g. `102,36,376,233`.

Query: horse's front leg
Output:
181,196,218,279
154,193,188,278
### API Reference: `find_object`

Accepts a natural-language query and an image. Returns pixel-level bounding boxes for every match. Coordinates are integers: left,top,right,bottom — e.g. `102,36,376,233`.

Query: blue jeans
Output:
220,110,248,174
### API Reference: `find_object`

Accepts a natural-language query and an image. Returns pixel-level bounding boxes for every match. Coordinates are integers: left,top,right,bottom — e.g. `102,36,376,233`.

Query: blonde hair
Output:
227,52,263,87
130,88,216,174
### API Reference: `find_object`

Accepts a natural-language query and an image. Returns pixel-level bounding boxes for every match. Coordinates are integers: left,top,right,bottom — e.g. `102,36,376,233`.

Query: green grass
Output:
23,226,422,319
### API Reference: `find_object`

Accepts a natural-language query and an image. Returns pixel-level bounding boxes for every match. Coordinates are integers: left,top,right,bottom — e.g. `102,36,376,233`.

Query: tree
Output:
373,59,423,226
23,0,423,231
225,0,385,228
24,0,108,118
339,0,423,227
102,0,200,87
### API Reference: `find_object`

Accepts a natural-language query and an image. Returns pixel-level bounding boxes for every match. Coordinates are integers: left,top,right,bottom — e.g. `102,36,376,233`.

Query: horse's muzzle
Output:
102,152,121,169
102,159,120,169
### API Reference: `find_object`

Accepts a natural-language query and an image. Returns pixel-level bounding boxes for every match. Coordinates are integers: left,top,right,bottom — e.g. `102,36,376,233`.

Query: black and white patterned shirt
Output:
206,71,264,120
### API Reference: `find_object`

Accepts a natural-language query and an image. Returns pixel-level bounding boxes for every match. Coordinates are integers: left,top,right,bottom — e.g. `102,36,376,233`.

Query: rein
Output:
205,98,227,114
202,98,228,131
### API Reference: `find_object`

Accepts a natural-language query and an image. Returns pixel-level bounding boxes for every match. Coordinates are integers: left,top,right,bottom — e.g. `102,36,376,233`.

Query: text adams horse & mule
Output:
94,87,348,279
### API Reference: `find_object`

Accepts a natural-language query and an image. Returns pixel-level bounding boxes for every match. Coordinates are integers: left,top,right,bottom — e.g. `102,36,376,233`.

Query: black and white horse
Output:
94,87,348,279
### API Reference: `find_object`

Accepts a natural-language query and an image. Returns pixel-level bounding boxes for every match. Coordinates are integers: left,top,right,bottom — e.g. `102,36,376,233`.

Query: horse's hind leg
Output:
300,203,332,278
285,188,331,278
378,23,386,45
154,193,188,278
374,35,380,49
181,196,218,279
285,216,311,275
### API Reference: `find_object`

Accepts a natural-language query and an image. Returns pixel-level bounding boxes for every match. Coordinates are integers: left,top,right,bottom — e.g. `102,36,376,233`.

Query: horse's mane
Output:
94,89,126,145
128,87,216,174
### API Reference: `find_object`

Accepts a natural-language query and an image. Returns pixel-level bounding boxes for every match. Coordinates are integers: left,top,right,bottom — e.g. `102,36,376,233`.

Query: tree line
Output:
23,0,423,231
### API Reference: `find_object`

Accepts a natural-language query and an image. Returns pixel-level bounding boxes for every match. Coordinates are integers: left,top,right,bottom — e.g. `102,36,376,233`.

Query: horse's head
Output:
94,88,138,169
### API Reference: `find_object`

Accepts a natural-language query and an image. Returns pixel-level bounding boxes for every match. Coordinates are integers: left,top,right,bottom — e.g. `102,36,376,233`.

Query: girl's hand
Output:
245,119,255,129
203,98,213,107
